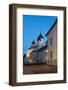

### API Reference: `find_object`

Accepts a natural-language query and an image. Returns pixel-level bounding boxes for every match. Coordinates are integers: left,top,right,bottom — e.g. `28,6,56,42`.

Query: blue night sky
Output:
23,15,57,53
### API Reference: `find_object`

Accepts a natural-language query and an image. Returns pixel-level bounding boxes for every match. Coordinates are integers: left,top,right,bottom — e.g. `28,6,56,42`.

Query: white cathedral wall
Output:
37,39,44,48
30,51,37,64
29,49,48,64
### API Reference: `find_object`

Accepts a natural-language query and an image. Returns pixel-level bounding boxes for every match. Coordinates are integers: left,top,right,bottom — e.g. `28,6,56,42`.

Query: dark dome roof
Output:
32,40,36,44
37,33,44,41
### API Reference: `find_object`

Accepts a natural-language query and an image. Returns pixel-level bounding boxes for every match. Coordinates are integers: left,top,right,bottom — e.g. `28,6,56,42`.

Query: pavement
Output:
23,64,57,74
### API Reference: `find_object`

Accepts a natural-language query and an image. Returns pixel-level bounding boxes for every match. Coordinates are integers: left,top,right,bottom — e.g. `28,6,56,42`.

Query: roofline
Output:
37,45,48,52
45,18,57,36
32,45,48,53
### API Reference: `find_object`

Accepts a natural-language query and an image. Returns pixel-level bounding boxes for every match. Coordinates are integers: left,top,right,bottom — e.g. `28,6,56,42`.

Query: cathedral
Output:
23,18,57,65
24,33,48,64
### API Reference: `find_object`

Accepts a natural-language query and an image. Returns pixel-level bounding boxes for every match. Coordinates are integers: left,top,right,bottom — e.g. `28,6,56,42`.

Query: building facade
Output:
24,33,48,64
46,19,57,65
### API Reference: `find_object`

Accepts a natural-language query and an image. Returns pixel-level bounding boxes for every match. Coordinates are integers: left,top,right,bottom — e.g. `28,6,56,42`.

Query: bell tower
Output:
37,33,44,48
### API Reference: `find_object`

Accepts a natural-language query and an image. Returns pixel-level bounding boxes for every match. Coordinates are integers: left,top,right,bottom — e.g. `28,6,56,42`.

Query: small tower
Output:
31,40,36,48
37,33,44,48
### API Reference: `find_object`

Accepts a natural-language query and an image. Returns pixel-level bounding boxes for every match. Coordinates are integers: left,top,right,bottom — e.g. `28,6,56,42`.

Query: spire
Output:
37,33,44,41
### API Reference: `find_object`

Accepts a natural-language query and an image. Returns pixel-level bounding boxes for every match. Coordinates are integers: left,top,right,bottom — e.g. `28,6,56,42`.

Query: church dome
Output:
31,40,37,48
37,33,44,41
32,40,36,44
